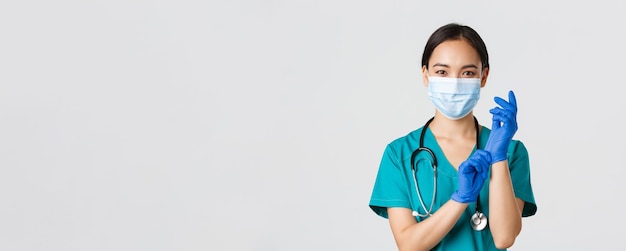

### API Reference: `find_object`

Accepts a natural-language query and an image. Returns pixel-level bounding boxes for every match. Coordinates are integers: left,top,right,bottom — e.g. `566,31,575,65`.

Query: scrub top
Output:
369,125,537,251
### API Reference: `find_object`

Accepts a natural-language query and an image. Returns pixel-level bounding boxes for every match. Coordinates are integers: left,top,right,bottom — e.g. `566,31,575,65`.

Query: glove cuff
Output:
450,191,475,204
490,152,507,164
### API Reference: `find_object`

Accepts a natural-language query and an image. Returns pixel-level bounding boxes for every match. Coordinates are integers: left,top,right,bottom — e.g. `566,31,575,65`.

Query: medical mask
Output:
427,76,481,120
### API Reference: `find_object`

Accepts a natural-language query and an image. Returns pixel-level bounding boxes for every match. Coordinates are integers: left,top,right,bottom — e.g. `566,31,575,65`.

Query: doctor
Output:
369,23,537,251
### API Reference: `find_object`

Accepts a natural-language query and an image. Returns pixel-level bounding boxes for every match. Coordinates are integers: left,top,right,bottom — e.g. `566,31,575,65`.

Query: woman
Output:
368,23,537,251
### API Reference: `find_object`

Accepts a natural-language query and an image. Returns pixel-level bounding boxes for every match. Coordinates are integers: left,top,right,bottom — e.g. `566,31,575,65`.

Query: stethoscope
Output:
409,116,488,231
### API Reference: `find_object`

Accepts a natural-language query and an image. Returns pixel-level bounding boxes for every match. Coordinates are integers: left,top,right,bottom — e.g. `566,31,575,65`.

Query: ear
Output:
422,65,429,87
480,67,489,87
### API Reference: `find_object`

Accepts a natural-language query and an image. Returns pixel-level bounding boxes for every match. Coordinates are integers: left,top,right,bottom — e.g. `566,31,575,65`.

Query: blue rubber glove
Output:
451,150,491,204
484,90,518,164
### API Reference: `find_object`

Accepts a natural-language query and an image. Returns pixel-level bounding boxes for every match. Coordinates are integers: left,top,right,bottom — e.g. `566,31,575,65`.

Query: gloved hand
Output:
484,90,518,164
451,150,491,204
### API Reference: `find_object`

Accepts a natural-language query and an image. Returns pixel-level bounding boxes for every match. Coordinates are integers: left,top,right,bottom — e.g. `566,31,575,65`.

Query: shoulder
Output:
508,139,528,155
381,127,424,160
386,127,423,150
507,139,530,170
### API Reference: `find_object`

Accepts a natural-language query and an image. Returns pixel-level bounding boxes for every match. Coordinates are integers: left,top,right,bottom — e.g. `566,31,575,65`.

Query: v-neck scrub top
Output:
369,126,537,251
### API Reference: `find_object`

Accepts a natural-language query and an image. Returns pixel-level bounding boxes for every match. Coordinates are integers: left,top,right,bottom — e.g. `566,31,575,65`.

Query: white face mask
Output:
427,76,481,120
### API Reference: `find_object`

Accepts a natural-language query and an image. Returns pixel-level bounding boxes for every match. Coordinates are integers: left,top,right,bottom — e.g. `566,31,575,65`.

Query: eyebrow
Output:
432,63,479,69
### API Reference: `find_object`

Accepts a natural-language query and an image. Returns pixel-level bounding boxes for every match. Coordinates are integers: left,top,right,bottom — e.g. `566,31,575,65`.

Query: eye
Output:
462,71,477,77
434,70,447,76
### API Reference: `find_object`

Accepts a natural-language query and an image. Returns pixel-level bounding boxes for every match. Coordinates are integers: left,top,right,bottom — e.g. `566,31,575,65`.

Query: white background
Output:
1,0,625,250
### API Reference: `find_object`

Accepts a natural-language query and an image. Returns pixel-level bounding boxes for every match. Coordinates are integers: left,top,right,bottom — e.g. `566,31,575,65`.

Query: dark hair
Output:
421,23,489,70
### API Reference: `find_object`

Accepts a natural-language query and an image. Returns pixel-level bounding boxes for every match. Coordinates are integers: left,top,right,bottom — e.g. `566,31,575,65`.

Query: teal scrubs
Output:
369,126,537,251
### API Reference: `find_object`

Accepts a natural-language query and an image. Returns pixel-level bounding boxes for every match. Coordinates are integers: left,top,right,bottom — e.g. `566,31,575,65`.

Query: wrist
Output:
490,160,508,168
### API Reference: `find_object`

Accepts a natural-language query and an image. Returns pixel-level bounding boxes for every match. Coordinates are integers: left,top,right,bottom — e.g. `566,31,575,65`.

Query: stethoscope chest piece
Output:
470,211,488,231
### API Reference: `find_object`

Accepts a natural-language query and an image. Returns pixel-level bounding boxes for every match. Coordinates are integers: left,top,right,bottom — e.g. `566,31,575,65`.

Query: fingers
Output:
490,109,501,130
472,150,491,164
508,90,517,108
475,150,491,179
460,150,491,175
455,150,491,203
490,91,518,133
490,107,515,125
493,90,518,113
493,96,517,113
459,158,479,174
473,150,491,178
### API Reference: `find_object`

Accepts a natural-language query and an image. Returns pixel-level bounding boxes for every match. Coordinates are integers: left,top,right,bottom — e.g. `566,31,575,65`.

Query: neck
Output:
429,112,479,139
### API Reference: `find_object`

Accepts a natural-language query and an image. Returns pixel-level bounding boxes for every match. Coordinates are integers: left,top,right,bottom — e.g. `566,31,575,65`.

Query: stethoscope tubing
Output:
410,116,486,231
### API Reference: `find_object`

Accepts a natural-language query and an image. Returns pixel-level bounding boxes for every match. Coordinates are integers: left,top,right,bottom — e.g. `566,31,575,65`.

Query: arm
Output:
388,150,491,251
489,160,525,249
388,202,467,251
484,90,525,249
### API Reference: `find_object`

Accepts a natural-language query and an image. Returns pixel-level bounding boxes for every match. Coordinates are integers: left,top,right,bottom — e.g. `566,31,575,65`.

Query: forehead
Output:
429,39,482,68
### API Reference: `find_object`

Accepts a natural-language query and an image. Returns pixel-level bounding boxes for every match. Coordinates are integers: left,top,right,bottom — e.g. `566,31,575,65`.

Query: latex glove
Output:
484,90,518,164
451,150,491,204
